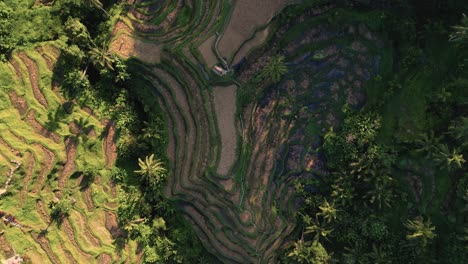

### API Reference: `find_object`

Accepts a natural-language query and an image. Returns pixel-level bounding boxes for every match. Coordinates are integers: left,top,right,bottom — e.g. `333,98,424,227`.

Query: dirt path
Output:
18,52,49,108
213,85,237,175
218,0,294,61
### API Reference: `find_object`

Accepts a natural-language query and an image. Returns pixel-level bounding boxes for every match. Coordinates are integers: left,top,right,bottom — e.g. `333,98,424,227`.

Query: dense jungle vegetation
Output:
283,1,468,263
0,0,466,263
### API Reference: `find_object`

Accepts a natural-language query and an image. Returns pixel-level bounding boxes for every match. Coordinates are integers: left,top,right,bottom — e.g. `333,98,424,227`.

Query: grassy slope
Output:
0,45,138,263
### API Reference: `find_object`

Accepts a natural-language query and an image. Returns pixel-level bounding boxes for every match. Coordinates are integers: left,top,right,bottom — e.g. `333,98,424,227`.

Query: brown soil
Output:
82,186,95,212
232,26,270,65
0,137,21,158
104,212,123,239
32,144,55,194
36,199,51,224
31,233,61,264
218,0,293,60
61,245,78,264
213,85,237,175
110,33,161,64
57,138,77,196
25,110,61,143
8,91,28,116
0,235,15,258
103,121,117,169
198,35,218,68
8,58,25,84
96,253,113,264
20,152,35,206
17,52,49,108
35,46,55,71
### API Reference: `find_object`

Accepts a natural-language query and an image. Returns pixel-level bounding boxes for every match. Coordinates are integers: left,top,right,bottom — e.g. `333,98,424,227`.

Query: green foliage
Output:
287,240,331,264
176,6,192,26
450,13,468,44
260,55,288,83
48,199,72,228
134,154,167,190
404,216,436,248
0,2,14,61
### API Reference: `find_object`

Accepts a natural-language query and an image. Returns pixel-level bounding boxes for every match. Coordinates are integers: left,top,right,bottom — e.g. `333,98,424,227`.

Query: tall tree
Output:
404,216,436,248
260,55,288,83
134,154,167,189
0,2,14,61
449,14,468,44
81,42,115,79
435,145,466,170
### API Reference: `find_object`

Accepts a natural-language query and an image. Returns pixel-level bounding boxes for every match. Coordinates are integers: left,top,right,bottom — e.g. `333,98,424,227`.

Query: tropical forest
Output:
0,0,466,263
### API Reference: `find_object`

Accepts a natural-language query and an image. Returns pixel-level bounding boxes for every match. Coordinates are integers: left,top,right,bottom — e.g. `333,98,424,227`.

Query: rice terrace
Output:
0,0,467,263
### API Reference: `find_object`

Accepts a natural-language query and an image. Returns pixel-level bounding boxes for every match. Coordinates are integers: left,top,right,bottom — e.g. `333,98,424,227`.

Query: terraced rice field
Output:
111,1,389,263
0,47,139,263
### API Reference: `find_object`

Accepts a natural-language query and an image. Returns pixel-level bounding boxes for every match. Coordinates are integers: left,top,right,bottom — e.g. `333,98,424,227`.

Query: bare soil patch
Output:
198,35,218,68
213,85,237,175
82,186,95,212
218,0,293,61
8,58,24,84
103,121,117,169
18,52,49,108
58,139,76,190
8,91,28,116
110,34,161,64
105,212,124,239
97,253,112,264
0,235,15,258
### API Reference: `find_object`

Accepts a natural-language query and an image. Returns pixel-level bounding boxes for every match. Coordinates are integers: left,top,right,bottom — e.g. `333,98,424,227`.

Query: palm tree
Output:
317,199,338,223
287,239,313,263
404,216,436,247
81,42,115,79
364,244,391,264
435,144,466,170
364,173,395,209
134,154,166,188
449,13,468,43
83,0,109,16
414,131,441,158
303,215,334,242
260,55,288,83
449,117,468,144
